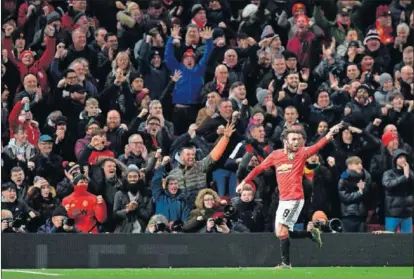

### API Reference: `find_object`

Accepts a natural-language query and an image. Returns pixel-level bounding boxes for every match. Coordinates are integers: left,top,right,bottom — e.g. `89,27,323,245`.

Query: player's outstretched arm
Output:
304,122,343,158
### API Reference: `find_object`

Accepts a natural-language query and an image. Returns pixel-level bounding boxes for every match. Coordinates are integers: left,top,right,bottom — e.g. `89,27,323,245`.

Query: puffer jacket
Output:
338,169,371,217
151,166,190,222
382,149,414,218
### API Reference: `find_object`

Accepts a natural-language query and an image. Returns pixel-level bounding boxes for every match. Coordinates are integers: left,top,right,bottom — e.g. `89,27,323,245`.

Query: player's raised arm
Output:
236,152,276,193
304,122,343,158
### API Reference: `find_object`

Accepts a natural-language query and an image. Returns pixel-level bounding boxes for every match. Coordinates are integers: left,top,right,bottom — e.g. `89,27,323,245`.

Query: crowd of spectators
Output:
1,0,413,234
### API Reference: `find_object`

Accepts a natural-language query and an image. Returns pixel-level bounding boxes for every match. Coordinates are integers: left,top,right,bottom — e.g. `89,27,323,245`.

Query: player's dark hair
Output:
281,128,302,141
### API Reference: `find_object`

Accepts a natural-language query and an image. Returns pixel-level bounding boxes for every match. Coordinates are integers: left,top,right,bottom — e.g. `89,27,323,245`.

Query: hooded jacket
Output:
382,149,414,218
62,183,107,233
151,166,190,222
338,169,371,217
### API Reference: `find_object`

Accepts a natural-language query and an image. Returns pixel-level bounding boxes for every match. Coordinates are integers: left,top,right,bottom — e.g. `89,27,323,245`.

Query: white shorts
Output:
275,199,304,231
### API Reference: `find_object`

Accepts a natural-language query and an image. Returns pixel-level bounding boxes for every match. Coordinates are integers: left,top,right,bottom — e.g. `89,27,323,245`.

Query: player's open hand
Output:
236,181,246,194
326,122,343,140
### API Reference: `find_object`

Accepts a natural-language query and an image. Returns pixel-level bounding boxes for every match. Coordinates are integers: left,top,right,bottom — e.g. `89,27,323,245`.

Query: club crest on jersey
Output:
288,153,294,160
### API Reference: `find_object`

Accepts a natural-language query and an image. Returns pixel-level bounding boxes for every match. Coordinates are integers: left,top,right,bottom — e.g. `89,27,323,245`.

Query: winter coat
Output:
374,88,394,106
313,5,363,45
78,145,115,166
2,36,56,93
60,44,98,76
26,186,59,224
168,156,216,208
182,189,222,233
29,153,63,187
56,178,74,201
152,167,190,222
74,136,92,160
139,41,170,99
62,184,107,233
343,99,381,129
308,103,343,131
382,149,414,218
306,165,334,217
232,197,264,232
2,139,37,172
113,188,153,233
338,169,371,217
165,37,213,105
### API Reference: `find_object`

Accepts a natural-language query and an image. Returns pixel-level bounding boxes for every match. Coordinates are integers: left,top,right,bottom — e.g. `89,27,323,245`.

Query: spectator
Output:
9,167,29,200
152,159,190,223
29,135,63,186
169,123,235,207
62,174,107,233
56,161,82,200
382,149,413,233
231,185,265,232
165,26,213,135
338,156,371,232
113,165,153,233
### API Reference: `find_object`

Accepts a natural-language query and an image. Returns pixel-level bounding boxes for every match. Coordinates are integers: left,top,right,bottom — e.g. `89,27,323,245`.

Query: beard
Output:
126,181,145,194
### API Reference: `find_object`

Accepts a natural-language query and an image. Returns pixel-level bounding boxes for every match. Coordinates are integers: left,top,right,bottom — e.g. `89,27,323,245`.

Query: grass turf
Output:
2,267,413,278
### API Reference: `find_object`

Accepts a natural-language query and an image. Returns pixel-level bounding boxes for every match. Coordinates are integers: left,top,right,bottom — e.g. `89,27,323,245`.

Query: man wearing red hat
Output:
165,25,213,135
278,2,324,40
2,23,56,94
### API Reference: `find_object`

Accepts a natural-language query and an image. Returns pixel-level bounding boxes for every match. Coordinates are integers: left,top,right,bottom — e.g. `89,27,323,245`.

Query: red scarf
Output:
191,18,206,29
376,21,393,45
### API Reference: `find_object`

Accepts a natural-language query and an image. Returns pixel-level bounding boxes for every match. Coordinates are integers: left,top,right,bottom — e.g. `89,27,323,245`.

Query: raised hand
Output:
171,26,181,40
200,27,213,40
326,122,343,140
171,70,182,82
223,123,235,138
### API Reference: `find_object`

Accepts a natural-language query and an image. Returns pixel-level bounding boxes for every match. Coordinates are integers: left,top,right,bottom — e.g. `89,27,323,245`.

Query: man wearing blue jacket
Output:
152,156,190,223
165,26,213,135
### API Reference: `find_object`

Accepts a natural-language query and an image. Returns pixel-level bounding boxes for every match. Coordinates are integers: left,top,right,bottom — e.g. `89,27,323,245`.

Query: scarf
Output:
191,18,206,29
376,22,393,45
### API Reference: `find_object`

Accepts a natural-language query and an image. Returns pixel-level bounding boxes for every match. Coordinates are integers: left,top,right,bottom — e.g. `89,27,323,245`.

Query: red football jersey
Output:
244,137,329,201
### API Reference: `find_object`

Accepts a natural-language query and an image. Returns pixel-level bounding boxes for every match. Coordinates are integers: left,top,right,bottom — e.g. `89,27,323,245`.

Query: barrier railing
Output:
2,233,412,268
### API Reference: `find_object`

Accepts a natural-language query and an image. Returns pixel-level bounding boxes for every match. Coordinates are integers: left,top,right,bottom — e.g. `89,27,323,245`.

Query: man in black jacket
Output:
382,149,414,233
338,156,371,232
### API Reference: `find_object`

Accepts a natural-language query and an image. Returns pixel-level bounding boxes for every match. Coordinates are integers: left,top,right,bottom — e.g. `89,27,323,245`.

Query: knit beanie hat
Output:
127,164,140,174
381,132,398,147
73,12,86,24
212,28,225,40
47,11,61,25
379,73,392,87
191,4,205,18
73,174,88,185
256,88,269,105
136,90,149,105
376,5,391,18
19,50,34,61
261,25,275,40
130,71,144,84
312,211,328,222
363,29,380,45
183,49,196,59
62,161,80,175
52,206,68,217
292,3,306,15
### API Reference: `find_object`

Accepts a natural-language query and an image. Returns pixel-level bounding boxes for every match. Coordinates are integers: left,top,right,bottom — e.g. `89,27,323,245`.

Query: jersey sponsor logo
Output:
276,163,293,174
72,208,88,216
